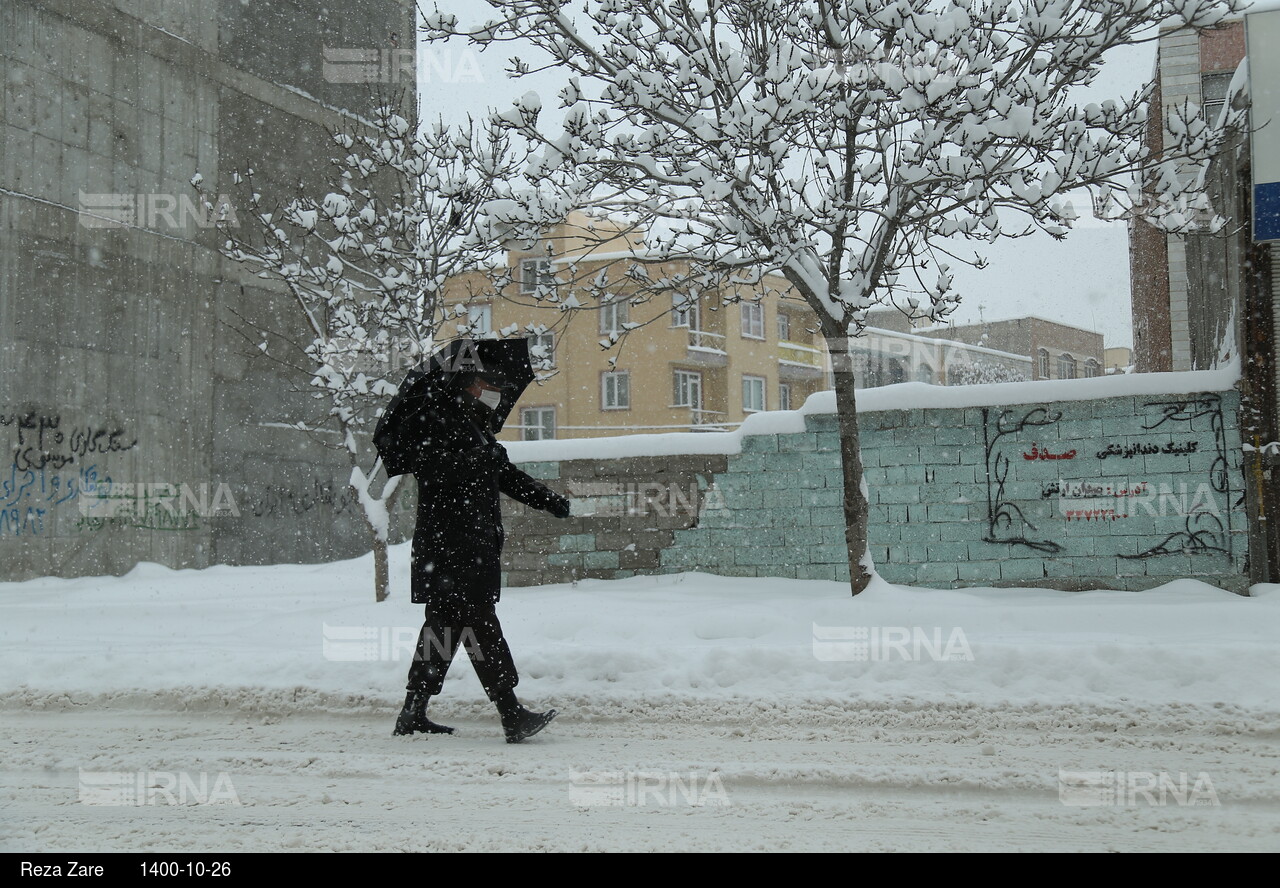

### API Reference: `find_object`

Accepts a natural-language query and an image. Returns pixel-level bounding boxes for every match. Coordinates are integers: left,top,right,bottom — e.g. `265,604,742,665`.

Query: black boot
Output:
392,690,454,736
494,690,557,744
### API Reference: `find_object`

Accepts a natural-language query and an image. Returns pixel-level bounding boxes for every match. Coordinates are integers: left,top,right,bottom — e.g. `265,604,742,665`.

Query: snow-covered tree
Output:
195,108,552,601
424,0,1244,594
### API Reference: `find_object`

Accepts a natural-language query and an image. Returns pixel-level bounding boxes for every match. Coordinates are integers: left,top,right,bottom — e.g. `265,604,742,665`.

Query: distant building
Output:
444,215,830,439
1105,347,1134,375
844,324,1031,387
867,311,1104,382
442,219,1113,440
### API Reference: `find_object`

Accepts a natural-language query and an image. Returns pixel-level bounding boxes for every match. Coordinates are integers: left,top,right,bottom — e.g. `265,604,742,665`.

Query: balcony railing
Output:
778,340,822,366
687,329,726,352
689,408,733,432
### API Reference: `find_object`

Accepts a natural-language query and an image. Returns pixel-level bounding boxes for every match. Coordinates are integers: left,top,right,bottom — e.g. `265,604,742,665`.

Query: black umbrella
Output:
374,338,535,476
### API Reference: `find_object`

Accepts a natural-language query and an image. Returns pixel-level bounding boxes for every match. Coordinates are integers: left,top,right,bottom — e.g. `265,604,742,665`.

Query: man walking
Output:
378,340,571,743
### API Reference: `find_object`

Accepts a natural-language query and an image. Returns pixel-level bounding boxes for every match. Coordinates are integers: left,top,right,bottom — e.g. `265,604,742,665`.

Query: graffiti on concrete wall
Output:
0,410,137,472
982,395,1235,560
75,482,241,534
243,479,357,518
1,408,135,538
0,462,107,538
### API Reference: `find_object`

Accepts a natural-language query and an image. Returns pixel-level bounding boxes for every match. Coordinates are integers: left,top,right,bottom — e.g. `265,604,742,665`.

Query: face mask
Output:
477,389,503,411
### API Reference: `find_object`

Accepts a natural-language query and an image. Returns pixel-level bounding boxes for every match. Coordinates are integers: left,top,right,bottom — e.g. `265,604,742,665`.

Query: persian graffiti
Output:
1096,440,1199,459
982,406,1065,553
0,409,143,538
0,462,107,537
0,410,137,471
1022,444,1077,460
1042,481,1151,499
982,395,1237,562
1063,508,1122,522
245,479,357,518
75,482,240,533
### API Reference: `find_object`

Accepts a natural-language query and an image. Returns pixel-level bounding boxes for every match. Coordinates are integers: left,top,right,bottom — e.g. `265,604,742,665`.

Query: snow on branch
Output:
424,0,1246,337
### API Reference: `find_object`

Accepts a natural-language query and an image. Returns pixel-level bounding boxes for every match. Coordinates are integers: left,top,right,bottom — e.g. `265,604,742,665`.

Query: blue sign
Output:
1256,182,1280,243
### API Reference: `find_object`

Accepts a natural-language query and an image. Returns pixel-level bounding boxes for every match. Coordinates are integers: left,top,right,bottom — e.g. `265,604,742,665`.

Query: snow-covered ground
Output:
3,545,1279,852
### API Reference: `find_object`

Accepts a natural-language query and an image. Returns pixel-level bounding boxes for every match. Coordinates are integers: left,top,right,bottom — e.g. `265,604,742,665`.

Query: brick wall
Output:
503,386,1249,594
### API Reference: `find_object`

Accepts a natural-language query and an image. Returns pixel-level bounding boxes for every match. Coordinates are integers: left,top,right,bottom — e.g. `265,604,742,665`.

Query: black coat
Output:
408,390,566,607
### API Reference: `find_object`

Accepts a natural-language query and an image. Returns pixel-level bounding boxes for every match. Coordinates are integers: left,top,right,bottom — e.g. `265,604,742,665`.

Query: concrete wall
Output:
1,0,417,581
501,385,1250,594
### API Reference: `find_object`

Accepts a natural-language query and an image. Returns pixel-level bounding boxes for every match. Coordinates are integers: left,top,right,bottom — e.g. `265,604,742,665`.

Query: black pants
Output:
405,599,518,700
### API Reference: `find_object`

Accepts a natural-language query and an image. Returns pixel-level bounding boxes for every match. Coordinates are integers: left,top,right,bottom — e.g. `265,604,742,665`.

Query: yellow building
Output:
442,215,829,440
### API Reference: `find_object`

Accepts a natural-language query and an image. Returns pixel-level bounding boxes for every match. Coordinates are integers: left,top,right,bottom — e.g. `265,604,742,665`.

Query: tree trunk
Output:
373,535,391,603
828,339,875,595
371,478,403,603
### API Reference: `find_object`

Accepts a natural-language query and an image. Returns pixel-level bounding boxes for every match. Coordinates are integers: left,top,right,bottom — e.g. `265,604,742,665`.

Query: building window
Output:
520,406,555,441
467,303,492,334
1037,348,1050,379
1058,353,1077,379
1201,71,1234,122
777,312,791,342
528,331,554,368
743,375,766,413
600,295,629,335
672,294,700,328
741,301,765,339
602,371,630,409
519,257,553,295
1084,358,1100,379
779,383,792,411
673,369,702,409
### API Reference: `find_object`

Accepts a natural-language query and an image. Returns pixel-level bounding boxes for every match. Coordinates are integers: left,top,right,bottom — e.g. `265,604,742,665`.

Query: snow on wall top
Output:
504,366,1240,463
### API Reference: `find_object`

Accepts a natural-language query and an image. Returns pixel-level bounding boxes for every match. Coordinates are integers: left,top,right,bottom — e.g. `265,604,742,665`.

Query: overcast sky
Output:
417,4,1162,349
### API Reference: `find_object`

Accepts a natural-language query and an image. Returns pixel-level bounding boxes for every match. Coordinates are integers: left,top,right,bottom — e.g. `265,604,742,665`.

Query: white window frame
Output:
740,301,765,340
1037,348,1050,379
602,370,630,410
519,257,553,295
777,312,791,342
742,375,766,413
1200,71,1234,122
467,303,492,334
673,369,703,409
672,294,701,329
600,295,629,335
1058,352,1077,380
778,382,792,412
1084,358,1100,379
520,406,556,441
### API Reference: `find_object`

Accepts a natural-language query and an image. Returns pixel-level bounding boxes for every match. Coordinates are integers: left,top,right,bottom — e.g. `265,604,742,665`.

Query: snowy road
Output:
4,695,1278,853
